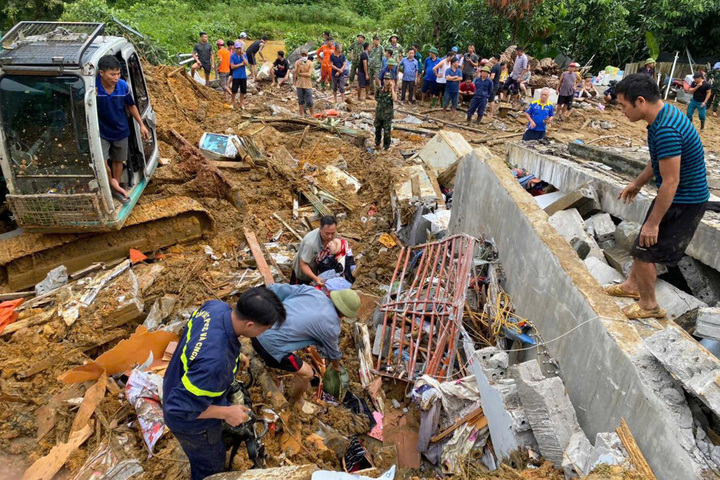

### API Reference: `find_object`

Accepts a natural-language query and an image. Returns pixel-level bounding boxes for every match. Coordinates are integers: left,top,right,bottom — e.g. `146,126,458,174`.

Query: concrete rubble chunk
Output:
613,220,640,252
655,279,708,320
543,183,601,218
510,360,582,467
644,327,720,417
591,432,629,469
35,265,68,296
585,212,616,243
466,345,538,461
584,256,624,285
548,209,605,262
695,307,720,342
562,431,594,478
603,244,634,277
678,256,720,306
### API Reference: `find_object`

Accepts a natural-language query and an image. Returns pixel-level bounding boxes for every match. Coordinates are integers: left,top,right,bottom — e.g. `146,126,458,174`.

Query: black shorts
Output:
251,337,304,372
247,52,257,65
502,76,519,92
421,79,437,95
274,69,287,78
488,89,496,102
231,78,247,94
358,71,370,88
523,129,546,141
436,82,446,97
630,200,707,265
557,94,574,109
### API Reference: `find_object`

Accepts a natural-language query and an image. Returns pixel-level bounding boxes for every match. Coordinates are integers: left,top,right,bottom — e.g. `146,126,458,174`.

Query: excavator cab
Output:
0,21,158,232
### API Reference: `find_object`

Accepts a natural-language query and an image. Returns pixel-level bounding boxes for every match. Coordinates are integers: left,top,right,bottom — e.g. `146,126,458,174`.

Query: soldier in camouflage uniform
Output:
348,34,365,84
709,62,720,116
389,34,404,62
368,35,384,96
375,72,397,150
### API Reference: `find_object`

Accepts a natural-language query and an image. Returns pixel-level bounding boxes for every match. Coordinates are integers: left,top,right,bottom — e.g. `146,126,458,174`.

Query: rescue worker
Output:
388,34,404,61
375,71,397,150
251,284,361,409
368,35,384,96
163,288,287,480
348,34,365,84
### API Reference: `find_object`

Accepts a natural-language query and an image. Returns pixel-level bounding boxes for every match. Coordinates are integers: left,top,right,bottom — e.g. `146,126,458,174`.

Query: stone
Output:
548,209,605,262
644,327,720,418
603,244,634,277
534,191,567,210
35,265,68,296
543,183,601,218
694,307,720,342
511,360,582,467
562,431,594,478
614,220,640,251
678,257,720,306
655,279,707,320
584,256,624,285
570,237,591,260
590,432,628,470
585,212,616,243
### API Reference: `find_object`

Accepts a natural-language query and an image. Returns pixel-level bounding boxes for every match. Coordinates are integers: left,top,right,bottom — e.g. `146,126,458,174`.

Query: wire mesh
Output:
7,193,104,229
0,22,105,66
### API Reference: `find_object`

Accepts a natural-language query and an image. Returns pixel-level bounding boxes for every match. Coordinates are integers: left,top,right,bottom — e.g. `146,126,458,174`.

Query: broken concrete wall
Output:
507,143,720,274
448,147,713,479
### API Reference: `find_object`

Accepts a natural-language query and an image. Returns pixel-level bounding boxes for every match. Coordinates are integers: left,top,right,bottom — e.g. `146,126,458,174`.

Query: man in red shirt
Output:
459,77,475,106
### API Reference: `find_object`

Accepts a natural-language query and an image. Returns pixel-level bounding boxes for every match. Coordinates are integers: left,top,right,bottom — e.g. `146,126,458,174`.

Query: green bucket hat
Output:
481,66,491,73
428,47,438,54
645,58,656,65
387,58,398,66
330,289,361,318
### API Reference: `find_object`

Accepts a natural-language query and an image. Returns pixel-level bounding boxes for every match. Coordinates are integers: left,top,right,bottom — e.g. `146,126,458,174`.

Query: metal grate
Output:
0,22,105,67
376,234,477,381
7,193,103,229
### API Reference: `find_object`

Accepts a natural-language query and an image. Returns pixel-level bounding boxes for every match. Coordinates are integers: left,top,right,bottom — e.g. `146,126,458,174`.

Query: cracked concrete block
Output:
584,256,624,285
614,220,640,251
678,257,720,306
511,360,582,467
562,431,594,478
585,213,616,243
590,432,628,470
644,327,720,418
543,183,601,218
655,279,707,320
603,244,634,277
694,308,720,342
549,209,605,262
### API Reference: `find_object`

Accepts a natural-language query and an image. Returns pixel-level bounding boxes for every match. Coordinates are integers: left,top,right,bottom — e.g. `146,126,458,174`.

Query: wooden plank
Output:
273,213,303,241
1,310,55,337
211,160,252,171
616,418,657,480
425,168,446,207
0,291,34,301
410,175,421,198
20,423,93,480
243,228,274,286
70,375,107,433
430,407,484,443
298,125,310,148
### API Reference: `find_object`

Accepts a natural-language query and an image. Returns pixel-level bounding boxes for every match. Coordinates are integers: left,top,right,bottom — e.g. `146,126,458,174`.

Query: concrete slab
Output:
534,190,567,210
511,360,582,466
449,146,715,479
584,256,624,285
614,220,640,251
507,143,720,273
678,257,720,307
645,326,720,418
585,213,616,243
543,184,601,218
417,131,473,177
562,431,594,478
695,307,720,341
548,209,605,262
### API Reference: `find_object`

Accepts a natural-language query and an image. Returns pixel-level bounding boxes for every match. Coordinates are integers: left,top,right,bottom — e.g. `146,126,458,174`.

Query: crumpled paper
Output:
125,363,166,454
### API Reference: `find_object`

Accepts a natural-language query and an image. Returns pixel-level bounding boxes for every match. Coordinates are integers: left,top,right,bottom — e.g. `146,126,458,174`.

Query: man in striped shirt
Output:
605,74,709,319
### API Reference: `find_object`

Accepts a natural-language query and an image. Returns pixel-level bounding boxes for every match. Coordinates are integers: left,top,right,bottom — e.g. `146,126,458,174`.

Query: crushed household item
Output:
35,265,68,295
125,365,166,454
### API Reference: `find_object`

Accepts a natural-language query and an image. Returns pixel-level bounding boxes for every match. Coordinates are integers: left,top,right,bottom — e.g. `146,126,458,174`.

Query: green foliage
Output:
645,31,659,60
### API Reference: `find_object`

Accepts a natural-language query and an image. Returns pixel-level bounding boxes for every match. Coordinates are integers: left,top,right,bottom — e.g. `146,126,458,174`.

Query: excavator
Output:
0,22,213,291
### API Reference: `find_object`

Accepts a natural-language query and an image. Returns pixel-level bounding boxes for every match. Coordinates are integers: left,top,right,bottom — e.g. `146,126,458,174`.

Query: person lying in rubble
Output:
251,284,360,409
315,237,356,288
162,288,286,480
607,74,709,320
291,215,341,286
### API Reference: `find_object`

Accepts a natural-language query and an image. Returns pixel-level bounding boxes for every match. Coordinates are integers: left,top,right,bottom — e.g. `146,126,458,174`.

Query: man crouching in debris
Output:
375,72,397,150
251,284,361,409
291,215,338,286
608,74,709,319
163,288,286,480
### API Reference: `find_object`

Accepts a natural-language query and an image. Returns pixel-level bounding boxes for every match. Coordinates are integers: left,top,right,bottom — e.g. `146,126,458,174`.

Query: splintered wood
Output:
616,418,657,480
376,234,477,381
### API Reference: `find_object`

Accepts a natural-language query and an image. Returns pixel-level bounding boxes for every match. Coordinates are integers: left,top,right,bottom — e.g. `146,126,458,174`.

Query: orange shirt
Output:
217,48,231,73
318,45,335,66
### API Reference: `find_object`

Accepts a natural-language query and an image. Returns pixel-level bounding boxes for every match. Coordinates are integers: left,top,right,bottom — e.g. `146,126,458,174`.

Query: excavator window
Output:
127,53,149,114
0,74,94,195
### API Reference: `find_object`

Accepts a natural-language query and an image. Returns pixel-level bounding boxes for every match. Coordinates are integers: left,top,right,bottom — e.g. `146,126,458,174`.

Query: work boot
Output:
466,116,472,125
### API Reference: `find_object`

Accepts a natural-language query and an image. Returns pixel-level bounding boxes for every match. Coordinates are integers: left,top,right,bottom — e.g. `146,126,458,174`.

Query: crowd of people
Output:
190,32,719,146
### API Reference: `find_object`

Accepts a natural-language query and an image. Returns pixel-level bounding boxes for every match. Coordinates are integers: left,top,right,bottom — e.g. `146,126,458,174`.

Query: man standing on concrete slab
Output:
522,88,554,141
608,74,709,319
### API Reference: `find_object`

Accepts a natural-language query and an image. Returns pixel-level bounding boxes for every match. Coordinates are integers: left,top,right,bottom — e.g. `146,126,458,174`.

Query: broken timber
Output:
243,228,274,286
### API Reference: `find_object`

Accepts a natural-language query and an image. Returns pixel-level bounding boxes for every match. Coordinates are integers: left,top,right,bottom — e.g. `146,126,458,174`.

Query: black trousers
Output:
401,80,416,102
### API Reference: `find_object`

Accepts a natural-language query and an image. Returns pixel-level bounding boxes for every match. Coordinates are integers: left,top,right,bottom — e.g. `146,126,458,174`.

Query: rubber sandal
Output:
604,284,641,300
113,191,130,205
622,303,667,320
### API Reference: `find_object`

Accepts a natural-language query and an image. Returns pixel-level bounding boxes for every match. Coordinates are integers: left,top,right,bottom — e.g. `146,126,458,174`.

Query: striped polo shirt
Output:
647,103,709,204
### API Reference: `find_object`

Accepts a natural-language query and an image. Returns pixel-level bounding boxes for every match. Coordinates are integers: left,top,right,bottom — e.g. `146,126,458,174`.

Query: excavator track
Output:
0,196,214,291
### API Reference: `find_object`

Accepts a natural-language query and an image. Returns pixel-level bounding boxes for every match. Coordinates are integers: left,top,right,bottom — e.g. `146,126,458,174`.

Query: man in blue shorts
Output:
606,74,709,319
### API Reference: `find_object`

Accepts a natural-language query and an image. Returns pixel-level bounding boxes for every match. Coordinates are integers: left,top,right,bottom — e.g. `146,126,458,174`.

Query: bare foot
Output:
109,178,128,198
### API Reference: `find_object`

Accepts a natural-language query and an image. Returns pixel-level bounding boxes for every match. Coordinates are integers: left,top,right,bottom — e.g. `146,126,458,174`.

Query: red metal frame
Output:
376,234,477,381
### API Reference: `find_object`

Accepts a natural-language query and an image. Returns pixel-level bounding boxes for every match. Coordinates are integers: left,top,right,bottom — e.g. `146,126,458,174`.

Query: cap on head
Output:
714,62,720,70
240,32,247,38
451,46,459,52
373,34,379,40
216,39,224,46
645,58,655,65
357,34,365,39
330,289,361,318
390,34,398,40
569,62,579,68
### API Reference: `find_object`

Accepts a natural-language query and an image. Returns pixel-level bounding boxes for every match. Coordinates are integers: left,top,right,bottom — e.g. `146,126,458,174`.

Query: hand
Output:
639,222,659,247
529,120,536,129
618,181,641,204
238,353,249,371
224,404,250,426
702,102,707,108
330,360,343,371
314,277,326,287
140,125,151,142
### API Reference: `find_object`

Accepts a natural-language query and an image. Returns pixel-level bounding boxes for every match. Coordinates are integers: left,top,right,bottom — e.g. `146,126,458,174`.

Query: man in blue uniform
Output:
607,74,709,320
522,87,554,141
252,284,360,409
163,287,286,480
